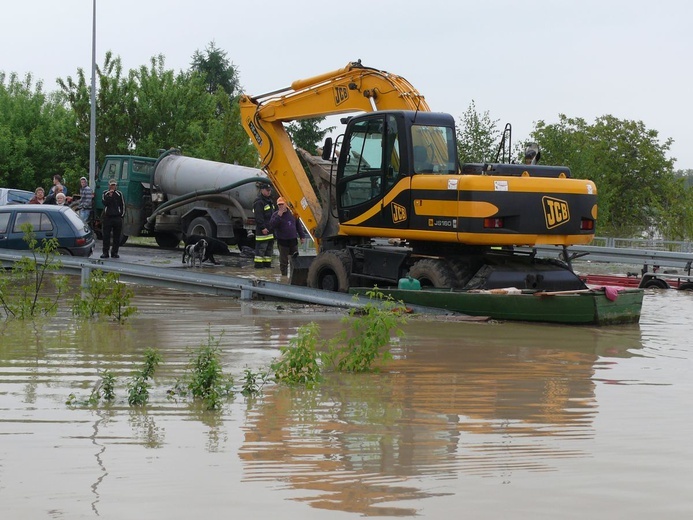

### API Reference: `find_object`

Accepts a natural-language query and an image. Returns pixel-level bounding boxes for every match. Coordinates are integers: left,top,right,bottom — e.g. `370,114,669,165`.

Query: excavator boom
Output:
240,60,429,239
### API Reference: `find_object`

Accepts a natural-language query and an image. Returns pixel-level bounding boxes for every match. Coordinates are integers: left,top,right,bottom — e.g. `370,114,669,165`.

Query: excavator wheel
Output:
307,250,352,292
408,258,455,289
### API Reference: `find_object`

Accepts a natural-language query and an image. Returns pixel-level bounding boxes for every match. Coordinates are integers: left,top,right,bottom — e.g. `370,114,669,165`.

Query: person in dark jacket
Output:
101,179,125,259
253,183,276,269
269,197,306,276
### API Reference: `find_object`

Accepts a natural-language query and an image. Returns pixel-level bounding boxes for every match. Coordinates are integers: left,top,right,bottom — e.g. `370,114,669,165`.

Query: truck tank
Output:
153,153,267,208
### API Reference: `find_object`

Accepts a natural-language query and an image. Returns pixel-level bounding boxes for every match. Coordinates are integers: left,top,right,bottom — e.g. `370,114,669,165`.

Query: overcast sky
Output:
2,0,692,168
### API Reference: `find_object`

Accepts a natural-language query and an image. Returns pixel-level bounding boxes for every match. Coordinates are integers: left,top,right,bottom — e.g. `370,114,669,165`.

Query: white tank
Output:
154,154,267,208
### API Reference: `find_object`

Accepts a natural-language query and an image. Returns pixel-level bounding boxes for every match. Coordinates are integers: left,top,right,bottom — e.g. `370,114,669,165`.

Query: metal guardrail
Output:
0,250,451,315
518,243,693,271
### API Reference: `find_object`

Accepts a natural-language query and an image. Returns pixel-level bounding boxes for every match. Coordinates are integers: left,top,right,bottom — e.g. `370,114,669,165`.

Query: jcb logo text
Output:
543,196,570,229
334,86,349,106
391,202,407,223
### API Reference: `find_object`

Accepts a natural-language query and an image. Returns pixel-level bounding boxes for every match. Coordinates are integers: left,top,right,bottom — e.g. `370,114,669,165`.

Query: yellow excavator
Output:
240,60,597,292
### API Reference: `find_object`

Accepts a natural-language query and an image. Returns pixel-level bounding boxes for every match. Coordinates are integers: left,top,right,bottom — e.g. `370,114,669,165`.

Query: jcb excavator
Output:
239,60,597,292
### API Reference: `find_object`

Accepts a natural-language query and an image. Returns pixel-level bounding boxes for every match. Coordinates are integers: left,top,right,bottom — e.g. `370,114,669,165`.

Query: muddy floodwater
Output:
1,283,691,519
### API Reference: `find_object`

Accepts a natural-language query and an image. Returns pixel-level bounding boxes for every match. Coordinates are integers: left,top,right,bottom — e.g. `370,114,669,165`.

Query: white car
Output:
0,188,33,205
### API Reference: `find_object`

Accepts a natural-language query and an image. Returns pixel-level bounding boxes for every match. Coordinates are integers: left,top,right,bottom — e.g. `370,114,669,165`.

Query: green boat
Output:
349,287,644,325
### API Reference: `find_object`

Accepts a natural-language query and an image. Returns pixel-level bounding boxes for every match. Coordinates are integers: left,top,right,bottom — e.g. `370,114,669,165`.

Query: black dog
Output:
184,234,231,265
182,239,207,267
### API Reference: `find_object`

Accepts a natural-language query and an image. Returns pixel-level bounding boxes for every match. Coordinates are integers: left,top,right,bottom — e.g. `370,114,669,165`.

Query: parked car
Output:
0,204,94,256
0,188,33,205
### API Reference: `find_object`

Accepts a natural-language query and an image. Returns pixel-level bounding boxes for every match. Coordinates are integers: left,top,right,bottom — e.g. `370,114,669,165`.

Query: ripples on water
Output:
1,287,691,518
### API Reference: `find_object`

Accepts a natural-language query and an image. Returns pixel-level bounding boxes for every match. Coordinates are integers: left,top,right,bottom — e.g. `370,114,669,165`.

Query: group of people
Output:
28,174,95,223
253,182,306,277
26,173,125,259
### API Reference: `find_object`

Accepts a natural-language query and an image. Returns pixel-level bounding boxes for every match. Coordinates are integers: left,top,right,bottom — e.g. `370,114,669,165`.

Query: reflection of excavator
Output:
240,60,598,292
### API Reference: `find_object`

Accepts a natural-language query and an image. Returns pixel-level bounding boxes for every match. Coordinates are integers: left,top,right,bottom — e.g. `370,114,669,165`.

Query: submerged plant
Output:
272,322,323,386
72,270,137,322
324,288,407,373
172,331,234,410
127,348,162,406
0,223,67,319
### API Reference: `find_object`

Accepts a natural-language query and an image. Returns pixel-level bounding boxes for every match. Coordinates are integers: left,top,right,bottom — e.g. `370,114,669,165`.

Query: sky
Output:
2,0,692,168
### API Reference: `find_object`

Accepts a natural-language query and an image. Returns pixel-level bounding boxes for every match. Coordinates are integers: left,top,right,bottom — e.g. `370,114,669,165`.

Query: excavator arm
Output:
239,60,429,240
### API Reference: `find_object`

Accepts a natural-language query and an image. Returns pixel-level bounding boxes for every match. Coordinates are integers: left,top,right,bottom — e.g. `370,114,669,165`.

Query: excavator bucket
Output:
289,254,315,286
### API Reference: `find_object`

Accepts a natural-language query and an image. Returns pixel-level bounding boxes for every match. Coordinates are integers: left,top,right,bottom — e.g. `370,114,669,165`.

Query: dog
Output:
182,239,207,267
184,234,232,265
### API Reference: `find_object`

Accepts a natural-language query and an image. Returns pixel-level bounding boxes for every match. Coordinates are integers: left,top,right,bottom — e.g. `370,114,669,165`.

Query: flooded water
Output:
1,285,691,519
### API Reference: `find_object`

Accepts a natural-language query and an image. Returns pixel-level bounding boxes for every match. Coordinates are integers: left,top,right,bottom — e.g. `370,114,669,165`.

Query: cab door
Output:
336,114,410,233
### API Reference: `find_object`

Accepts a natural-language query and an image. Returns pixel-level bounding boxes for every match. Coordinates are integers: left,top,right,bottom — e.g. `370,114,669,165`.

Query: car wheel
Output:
57,248,73,256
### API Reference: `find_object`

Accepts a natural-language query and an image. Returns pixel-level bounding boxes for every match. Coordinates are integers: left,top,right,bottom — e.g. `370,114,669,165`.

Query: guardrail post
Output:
81,265,92,288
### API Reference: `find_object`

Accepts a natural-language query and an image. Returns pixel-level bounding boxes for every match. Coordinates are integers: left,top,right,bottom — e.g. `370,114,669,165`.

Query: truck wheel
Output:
408,258,455,288
188,217,214,237
642,278,668,289
120,235,128,246
679,282,693,291
307,250,352,292
155,233,180,249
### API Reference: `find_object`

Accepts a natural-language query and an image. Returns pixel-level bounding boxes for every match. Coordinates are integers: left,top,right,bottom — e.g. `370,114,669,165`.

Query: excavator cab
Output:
336,110,458,230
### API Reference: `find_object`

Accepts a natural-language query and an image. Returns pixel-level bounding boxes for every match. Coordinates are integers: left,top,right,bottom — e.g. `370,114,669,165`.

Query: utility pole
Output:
88,0,97,188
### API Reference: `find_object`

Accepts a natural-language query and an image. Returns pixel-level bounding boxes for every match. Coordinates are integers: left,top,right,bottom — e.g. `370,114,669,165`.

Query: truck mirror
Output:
322,138,333,160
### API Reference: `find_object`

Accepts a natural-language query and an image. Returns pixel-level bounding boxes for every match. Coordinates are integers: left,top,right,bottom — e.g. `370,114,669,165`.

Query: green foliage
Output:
127,348,162,406
272,290,407,386
72,270,137,322
324,289,406,373
190,41,240,97
286,118,334,155
101,370,117,401
241,368,270,397
173,331,234,410
66,369,117,407
0,72,82,192
272,322,323,386
456,100,503,164
0,223,67,319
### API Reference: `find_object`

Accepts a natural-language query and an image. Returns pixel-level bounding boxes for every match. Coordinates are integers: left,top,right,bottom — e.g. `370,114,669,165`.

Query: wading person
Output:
253,182,276,269
269,197,305,277
101,179,125,259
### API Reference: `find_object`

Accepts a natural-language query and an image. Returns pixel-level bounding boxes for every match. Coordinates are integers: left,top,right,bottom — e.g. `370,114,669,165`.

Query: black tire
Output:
447,257,481,289
187,217,214,237
643,278,668,289
307,250,352,292
408,258,455,288
119,235,128,246
155,233,181,249
57,248,73,256
678,282,693,291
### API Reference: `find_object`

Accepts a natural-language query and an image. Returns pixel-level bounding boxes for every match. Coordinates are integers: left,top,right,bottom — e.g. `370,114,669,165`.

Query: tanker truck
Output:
92,149,269,249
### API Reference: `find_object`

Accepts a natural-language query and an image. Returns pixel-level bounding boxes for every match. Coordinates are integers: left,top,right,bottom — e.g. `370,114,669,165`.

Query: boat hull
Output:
350,288,644,325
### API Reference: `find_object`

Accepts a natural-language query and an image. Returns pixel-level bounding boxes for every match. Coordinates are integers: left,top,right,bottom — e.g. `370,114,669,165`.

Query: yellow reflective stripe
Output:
256,234,274,241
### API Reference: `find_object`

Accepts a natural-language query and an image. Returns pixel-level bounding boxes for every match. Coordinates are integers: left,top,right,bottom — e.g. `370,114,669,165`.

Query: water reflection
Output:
0,285,658,518
239,320,644,515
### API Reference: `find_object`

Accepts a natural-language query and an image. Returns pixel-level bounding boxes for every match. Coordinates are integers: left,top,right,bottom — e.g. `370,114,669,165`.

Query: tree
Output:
286,118,333,155
531,114,686,237
0,72,80,192
455,100,502,164
190,41,240,97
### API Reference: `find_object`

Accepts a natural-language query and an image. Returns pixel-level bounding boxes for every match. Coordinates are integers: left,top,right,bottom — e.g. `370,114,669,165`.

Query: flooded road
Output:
0,281,691,519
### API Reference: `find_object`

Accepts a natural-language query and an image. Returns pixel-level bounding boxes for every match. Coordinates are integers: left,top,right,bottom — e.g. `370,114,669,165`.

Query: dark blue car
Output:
0,204,94,257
